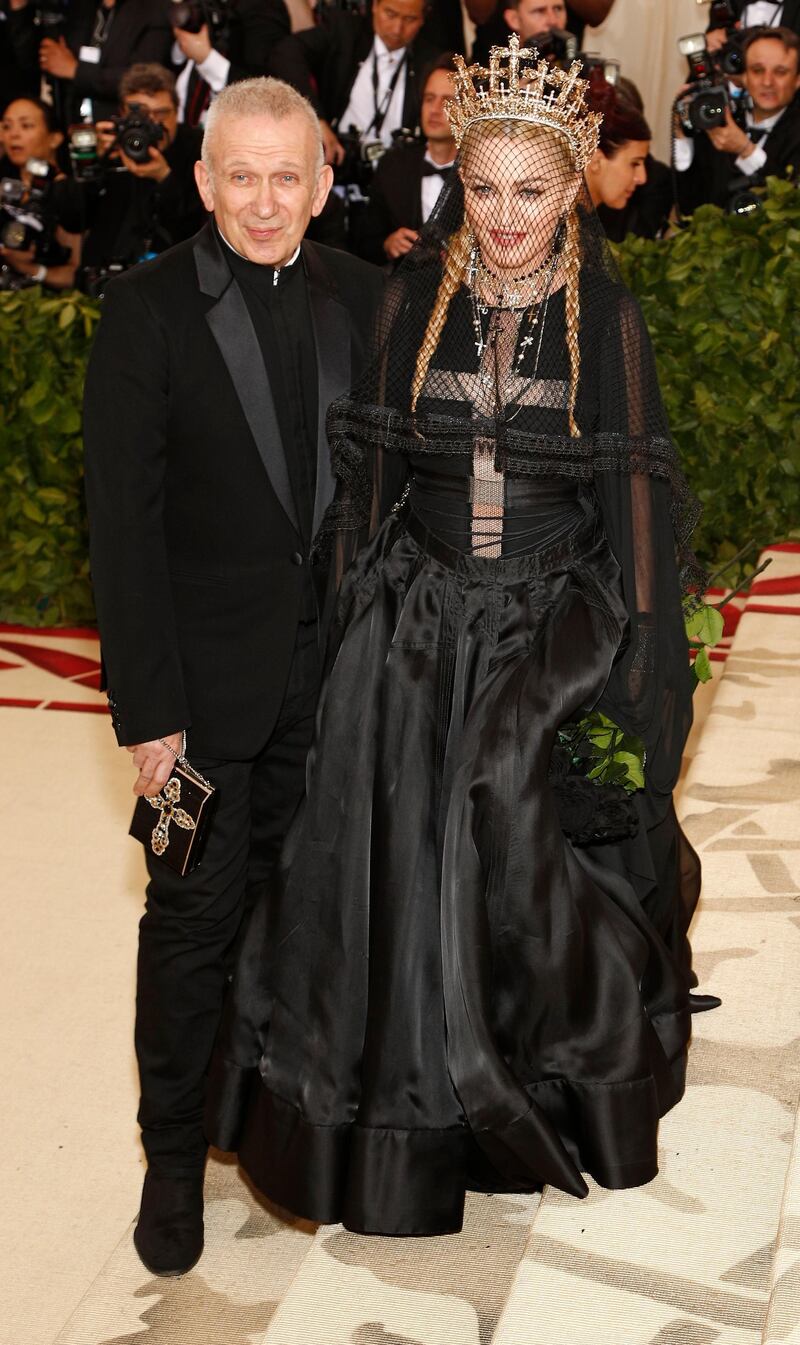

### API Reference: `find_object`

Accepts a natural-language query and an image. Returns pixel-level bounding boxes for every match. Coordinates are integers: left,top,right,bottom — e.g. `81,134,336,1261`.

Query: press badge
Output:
79,45,101,63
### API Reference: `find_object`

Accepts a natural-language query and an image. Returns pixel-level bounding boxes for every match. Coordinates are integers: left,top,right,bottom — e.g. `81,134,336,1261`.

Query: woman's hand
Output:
0,242,39,276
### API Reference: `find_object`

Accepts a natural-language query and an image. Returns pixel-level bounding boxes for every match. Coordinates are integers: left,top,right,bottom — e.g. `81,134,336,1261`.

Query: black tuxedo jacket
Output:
708,1,800,34
272,12,437,132
8,0,172,124
676,102,800,213
356,139,426,264
83,223,383,757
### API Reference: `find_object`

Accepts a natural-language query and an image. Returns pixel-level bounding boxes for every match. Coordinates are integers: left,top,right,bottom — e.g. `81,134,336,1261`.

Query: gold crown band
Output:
446,35,602,172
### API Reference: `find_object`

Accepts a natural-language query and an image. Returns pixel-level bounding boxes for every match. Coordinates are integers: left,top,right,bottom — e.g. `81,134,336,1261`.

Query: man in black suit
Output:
356,55,458,265
272,0,436,168
170,0,289,128
675,26,800,213
6,0,172,126
83,75,382,1277
707,0,800,51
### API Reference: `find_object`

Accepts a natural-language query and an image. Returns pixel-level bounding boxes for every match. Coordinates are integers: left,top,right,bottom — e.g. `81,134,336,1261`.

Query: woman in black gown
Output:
206,39,706,1236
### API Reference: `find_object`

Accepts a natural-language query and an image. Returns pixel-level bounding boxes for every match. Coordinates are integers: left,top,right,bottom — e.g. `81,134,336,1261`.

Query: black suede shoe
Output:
133,1167,205,1276
688,992,722,1013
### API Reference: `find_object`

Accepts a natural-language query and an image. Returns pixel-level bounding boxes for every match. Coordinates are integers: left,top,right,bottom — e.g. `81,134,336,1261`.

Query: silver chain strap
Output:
157,733,214,791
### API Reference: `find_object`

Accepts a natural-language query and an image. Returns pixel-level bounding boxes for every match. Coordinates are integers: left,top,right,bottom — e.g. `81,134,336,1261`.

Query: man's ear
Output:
504,7,522,34
195,158,215,212
311,162,334,218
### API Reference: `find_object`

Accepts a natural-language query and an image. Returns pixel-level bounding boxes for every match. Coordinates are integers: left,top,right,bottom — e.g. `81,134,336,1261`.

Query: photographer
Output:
170,0,290,127
271,0,437,169
355,53,458,265
674,26,800,214
0,96,80,288
70,63,205,285
6,0,172,127
471,1,617,63
707,0,800,52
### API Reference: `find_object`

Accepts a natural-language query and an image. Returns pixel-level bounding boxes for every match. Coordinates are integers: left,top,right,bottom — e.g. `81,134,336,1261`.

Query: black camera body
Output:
523,27,579,66
0,159,52,251
677,34,731,131
113,107,167,164
169,0,234,36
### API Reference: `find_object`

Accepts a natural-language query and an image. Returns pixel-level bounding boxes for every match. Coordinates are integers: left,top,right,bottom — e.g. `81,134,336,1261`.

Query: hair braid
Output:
411,223,473,411
563,207,582,437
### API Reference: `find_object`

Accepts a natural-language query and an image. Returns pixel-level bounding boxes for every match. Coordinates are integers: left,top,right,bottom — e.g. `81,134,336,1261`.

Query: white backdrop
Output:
586,0,708,161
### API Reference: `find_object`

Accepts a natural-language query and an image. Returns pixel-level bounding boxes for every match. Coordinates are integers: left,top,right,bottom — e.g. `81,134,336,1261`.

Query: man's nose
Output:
635,163,647,186
253,182,277,217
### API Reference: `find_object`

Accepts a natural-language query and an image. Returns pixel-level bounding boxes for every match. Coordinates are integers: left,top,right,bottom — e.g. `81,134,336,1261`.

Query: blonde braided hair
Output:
411,221,473,412
563,205,582,437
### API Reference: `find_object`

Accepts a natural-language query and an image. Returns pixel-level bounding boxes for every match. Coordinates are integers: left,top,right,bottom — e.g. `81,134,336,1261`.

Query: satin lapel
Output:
303,242,351,540
199,233,300,537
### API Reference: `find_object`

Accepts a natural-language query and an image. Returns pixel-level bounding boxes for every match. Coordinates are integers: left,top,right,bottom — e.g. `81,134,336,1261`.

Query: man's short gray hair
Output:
202,77,324,178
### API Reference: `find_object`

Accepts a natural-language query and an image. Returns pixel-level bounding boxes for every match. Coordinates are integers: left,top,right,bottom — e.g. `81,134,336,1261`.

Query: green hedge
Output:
1,180,799,626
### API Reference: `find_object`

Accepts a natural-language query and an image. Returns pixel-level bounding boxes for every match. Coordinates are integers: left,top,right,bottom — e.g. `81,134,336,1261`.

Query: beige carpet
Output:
2,548,798,1345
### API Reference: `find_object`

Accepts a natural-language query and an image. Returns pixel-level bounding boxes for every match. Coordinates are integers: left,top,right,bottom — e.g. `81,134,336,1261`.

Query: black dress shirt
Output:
223,239,319,593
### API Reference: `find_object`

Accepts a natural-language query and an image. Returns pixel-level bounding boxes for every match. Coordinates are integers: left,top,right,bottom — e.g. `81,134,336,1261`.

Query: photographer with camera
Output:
707,0,800,53
355,53,458,264
0,96,81,287
271,0,436,171
674,25,800,213
470,1,616,63
5,0,172,127
65,63,204,288
170,0,291,128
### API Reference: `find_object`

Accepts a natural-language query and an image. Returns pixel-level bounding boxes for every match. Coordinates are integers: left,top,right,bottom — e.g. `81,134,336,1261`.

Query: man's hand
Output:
0,242,38,276
319,119,345,167
173,22,212,64
384,226,419,260
707,107,752,157
706,26,734,54
95,119,119,157
39,36,78,79
127,732,185,796
120,145,171,182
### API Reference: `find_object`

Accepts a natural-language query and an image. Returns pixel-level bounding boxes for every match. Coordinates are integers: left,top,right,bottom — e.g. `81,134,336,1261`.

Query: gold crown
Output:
447,35,602,172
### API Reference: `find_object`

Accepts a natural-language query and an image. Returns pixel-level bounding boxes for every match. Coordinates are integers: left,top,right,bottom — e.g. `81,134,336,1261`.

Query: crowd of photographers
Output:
1,0,799,294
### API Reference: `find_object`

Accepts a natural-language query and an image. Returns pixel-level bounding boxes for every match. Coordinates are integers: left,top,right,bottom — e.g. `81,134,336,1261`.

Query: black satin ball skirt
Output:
205,506,694,1236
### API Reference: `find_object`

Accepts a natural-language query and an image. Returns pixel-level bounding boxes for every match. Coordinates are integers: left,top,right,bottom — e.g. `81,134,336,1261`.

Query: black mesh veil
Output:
318,43,704,791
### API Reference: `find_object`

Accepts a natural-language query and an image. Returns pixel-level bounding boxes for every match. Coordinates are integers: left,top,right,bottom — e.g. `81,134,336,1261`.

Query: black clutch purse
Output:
130,734,216,876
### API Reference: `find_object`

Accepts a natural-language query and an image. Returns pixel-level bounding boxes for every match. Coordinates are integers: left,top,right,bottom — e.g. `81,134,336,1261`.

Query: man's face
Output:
122,89,178,148
504,0,568,39
195,111,333,266
421,68,455,145
372,0,426,52
743,38,800,116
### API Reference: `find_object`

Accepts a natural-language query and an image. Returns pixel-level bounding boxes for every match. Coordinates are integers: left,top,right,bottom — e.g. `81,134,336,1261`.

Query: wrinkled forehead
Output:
210,111,317,168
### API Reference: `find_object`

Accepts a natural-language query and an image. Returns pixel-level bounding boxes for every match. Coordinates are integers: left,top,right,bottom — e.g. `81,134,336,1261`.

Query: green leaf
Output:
58,303,77,329
693,647,714,683
684,603,725,647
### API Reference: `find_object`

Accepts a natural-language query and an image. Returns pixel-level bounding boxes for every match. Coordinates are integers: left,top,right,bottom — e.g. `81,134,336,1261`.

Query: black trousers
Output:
135,618,321,1169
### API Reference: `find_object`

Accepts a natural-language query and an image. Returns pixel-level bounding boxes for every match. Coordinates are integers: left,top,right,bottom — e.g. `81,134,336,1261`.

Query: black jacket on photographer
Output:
7,0,172,125
57,122,204,272
708,1,800,39
675,100,800,211
174,0,290,127
271,10,436,139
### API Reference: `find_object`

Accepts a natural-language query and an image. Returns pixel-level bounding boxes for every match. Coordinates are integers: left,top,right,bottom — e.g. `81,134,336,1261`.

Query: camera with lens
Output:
706,0,747,76
169,0,234,35
676,33,731,131
0,158,69,286
523,27,579,66
113,106,167,164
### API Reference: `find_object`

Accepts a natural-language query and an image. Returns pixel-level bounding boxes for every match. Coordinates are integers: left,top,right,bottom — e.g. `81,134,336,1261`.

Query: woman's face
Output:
1,100,59,168
461,128,577,275
589,140,649,210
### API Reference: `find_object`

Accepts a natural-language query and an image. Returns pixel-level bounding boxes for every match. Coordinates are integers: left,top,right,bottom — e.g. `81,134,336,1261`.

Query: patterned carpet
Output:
9,547,800,1345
